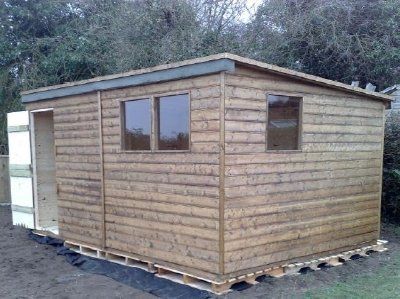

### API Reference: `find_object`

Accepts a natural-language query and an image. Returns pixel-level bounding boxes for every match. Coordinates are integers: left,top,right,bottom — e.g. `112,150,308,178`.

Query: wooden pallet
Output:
63,240,388,295
64,241,156,273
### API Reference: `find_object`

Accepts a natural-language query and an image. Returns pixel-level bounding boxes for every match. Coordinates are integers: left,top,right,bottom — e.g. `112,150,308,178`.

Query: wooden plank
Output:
54,103,98,115
226,184,379,208
225,193,379,225
225,109,266,122
302,142,382,152
225,132,264,143
225,202,378,241
302,133,381,143
106,214,218,241
54,138,99,147
53,111,98,123
104,152,220,164
101,74,221,100
191,132,220,143
225,211,378,252
106,222,218,251
225,120,265,132
191,120,220,131
56,146,100,155
105,188,218,208
104,171,219,187
61,230,102,247
225,175,380,199
106,230,219,262
105,180,219,198
302,113,383,127
106,197,219,219
225,167,380,187
58,200,102,213
56,169,101,180
54,129,99,139
106,238,219,273
191,98,220,110
377,104,385,236
59,207,102,223
225,151,381,165
303,104,383,118
219,72,226,274
58,192,101,205
191,109,220,121
226,158,381,176
224,231,377,273
56,162,100,171
302,124,382,135
98,91,106,249
104,162,219,176
226,217,378,260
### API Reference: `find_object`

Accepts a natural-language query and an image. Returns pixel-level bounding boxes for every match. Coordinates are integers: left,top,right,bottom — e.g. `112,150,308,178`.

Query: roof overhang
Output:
21,53,392,103
21,58,235,103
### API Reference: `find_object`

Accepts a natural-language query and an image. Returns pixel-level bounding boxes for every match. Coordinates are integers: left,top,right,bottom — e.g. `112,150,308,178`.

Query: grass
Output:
305,230,400,299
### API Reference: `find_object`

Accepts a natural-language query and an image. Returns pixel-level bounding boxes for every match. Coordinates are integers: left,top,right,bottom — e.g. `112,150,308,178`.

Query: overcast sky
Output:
242,0,263,22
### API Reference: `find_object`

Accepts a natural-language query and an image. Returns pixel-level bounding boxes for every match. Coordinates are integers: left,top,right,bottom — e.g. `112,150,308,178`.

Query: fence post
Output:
0,155,11,204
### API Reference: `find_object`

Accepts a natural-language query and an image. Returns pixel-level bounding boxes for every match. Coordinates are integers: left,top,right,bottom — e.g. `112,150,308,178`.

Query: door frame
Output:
29,108,54,230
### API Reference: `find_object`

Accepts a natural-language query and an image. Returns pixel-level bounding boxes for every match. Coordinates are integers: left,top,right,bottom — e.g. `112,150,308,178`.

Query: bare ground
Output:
1,205,399,299
0,206,156,299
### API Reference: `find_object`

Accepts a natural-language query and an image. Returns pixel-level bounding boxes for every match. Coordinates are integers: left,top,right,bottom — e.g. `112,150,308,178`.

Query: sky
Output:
241,0,263,22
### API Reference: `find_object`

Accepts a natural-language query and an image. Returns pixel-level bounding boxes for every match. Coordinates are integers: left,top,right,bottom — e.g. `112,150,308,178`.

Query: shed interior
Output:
32,110,58,233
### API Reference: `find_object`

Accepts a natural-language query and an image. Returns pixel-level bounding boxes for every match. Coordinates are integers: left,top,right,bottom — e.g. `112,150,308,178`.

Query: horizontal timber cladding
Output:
25,93,103,248
23,63,387,281
101,74,222,274
223,66,385,275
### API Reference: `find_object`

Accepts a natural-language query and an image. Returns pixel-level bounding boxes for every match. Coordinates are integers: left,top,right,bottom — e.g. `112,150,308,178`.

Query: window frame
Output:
120,97,152,152
119,91,191,153
265,92,303,153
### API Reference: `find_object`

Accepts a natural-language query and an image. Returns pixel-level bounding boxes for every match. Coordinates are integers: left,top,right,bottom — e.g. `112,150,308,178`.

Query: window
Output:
122,98,151,150
156,94,189,150
267,95,301,150
121,93,189,151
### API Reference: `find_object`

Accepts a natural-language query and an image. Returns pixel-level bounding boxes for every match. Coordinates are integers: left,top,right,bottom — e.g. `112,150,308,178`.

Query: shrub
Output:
382,111,400,222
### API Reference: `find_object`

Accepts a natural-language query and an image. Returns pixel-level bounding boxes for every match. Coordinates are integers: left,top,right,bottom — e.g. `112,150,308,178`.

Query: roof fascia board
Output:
21,58,235,103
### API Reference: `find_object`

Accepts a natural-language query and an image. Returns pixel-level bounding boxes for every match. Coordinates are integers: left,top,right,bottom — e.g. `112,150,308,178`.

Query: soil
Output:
0,205,156,299
1,204,398,299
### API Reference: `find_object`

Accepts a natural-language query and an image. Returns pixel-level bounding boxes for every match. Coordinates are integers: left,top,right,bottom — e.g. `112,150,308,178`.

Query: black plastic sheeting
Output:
28,231,214,299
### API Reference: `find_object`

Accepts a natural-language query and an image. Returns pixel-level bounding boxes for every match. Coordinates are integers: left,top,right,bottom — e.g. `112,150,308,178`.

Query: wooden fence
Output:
0,155,10,204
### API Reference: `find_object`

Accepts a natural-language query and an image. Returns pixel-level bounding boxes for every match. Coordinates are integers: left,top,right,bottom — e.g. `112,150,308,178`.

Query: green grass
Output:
304,252,400,299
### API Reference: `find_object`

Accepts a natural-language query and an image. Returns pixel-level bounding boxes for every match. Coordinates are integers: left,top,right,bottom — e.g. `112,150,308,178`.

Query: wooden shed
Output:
8,53,391,292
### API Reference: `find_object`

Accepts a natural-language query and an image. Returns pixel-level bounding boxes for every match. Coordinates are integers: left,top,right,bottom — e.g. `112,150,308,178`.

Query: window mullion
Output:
151,96,158,151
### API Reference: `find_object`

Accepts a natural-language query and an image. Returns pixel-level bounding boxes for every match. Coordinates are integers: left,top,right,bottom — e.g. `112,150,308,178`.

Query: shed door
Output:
7,111,35,229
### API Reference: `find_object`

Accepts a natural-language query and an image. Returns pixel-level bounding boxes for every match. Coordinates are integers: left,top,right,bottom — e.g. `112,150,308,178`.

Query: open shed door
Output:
7,111,35,229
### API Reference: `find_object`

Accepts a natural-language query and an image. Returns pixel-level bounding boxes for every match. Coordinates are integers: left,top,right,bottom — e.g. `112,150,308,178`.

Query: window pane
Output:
123,99,151,150
157,94,189,150
267,95,301,150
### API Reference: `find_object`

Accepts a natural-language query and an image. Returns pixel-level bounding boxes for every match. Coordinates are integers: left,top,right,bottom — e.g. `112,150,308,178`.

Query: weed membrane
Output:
29,231,211,299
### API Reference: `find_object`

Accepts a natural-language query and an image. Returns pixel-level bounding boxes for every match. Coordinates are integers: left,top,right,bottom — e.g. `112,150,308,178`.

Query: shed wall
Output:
24,66,387,281
223,66,384,275
26,93,103,247
100,74,222,276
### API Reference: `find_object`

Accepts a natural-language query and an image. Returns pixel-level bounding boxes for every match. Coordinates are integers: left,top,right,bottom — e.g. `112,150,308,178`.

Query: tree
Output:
0,0,124,152
249,0,400,90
